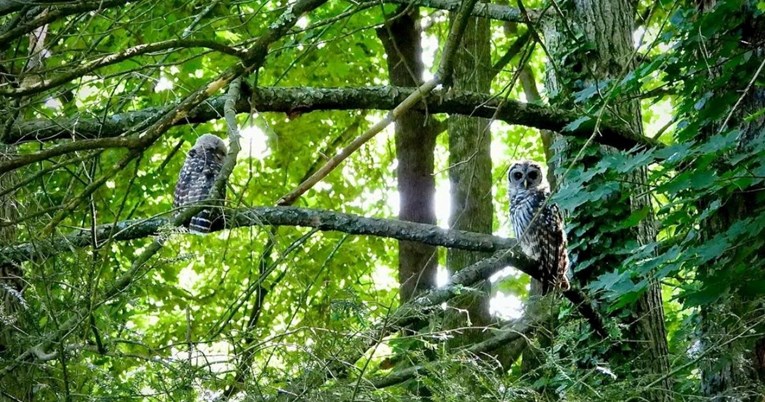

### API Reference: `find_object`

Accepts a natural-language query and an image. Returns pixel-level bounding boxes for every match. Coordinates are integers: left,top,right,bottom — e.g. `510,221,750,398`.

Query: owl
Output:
173,134,228,233
508,160,570,294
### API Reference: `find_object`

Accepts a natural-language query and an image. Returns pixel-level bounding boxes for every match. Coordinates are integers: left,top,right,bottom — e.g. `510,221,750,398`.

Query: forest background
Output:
0,0,764,400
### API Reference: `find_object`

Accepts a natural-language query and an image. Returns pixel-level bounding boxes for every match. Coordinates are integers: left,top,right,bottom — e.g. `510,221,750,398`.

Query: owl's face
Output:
508,161,545,192
193,134,228,163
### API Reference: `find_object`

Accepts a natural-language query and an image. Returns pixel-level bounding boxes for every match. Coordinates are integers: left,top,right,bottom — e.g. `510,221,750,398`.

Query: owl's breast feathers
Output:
510,189,570,293
509,189,547,241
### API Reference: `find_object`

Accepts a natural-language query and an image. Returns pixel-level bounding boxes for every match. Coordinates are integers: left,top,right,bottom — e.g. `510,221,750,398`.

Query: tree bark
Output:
446,5,495,339
377,7,439,303
0,144,31,399
696,2,765,399
541,0,671,398
495,18,562,379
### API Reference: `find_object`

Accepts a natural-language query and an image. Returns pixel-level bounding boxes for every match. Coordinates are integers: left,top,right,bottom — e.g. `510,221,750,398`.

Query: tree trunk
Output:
0,145,30,399
497,19,562,382
541,0,671,398
377,8,439,398
446,6,494,337
377,7,439,304
696,2,765,399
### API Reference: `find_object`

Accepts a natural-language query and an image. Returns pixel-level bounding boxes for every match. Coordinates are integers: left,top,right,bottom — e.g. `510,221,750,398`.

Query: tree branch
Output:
0,39,245,97
279,251,526,397
7,86,658,151
276,0,478,205
3,203,608,337
383,0,536,23
436,0,480,86
0,206,516,265
370,312,541,389
276,80,440,205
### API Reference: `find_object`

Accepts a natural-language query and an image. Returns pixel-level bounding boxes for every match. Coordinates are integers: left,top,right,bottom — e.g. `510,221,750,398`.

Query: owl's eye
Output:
512,172,523,180
528,171,538,180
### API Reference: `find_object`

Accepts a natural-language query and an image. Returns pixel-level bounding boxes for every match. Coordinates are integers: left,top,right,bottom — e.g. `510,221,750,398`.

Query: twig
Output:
0,39,246,97
276,79,438,205
370,312,542,389
277,0,481,205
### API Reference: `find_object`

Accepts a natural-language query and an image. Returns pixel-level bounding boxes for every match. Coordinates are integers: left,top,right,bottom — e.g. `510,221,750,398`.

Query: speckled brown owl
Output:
508,160,570,294
173,134,227,233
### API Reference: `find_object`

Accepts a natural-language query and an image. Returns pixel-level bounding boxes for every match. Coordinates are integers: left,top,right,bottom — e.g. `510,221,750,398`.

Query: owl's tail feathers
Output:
540,279,553,295
557,274,571,291
189,209,225,234
556,245,571,291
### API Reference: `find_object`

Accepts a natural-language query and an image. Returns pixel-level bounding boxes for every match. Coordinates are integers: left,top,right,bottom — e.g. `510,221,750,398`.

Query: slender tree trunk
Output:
377,7,439,304
0,146,30,399
696,2,765,399
496,19,561,381
377,8,439,398
446,6,494,339
541,0,671,398
0,44,29,396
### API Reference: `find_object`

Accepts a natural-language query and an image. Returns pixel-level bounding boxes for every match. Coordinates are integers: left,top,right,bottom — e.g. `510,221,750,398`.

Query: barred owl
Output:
508,160,570,294
173,134,228,233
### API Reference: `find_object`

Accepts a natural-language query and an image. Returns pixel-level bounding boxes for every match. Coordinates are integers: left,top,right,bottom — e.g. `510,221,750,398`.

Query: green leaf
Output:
562,116,594,132
615,206,649,229
695,235,729,264
683,285,723,307
216,30,242,42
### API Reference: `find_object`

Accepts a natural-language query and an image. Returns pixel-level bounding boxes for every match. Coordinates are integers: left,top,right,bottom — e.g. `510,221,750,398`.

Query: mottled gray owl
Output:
173,134,227,233
508,160,570,294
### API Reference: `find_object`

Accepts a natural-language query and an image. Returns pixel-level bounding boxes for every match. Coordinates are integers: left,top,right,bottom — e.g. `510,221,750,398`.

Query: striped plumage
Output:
508,160,570,294
173,134,227,233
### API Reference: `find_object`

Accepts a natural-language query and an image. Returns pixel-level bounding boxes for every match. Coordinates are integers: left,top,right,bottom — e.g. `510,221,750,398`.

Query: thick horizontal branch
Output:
383,0,536,22
8,86,658,151
1,204,607,337
0,206,519,266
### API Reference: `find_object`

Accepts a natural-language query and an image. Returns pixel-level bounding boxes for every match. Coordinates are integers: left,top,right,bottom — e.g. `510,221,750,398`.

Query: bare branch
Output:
435,0,479,85
1,206,516,265
0,136,140,174
383,0,536,23
0,39,245,97
8,86,658,151
276,80,439,205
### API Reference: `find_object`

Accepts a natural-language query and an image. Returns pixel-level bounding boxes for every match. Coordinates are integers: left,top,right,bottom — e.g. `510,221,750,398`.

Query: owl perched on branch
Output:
508,160,570,294
173,134,228,233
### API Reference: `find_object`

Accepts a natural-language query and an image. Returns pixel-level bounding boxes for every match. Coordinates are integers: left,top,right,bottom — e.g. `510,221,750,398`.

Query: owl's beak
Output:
523,180,529,189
